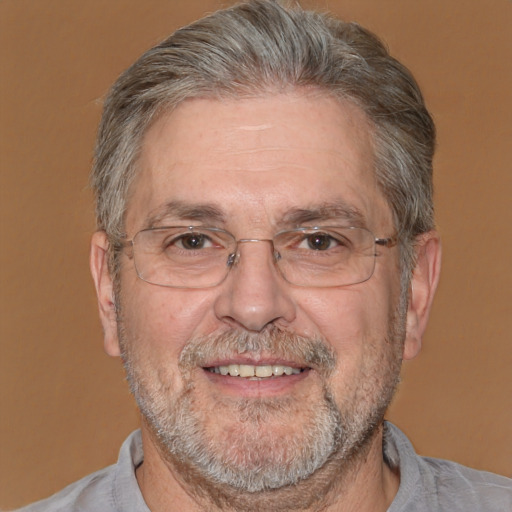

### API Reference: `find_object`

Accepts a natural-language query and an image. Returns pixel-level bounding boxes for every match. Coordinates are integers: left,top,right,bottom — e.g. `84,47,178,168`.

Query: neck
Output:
136,422,399,512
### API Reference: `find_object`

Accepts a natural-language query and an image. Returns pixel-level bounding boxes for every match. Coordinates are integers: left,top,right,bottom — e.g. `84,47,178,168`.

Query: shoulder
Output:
419,456,512,510
385,422,512,512
11,430,147,512
12,464,118,512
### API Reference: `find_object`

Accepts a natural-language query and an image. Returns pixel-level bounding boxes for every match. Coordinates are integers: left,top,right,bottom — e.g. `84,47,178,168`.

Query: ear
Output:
90,231,121,357
403,230,442,360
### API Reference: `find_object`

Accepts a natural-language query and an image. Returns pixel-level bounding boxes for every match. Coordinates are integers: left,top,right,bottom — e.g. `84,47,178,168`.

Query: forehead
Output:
126,92,392,233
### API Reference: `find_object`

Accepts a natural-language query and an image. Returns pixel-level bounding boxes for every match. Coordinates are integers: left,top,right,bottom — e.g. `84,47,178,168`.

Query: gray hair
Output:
92,0,435,279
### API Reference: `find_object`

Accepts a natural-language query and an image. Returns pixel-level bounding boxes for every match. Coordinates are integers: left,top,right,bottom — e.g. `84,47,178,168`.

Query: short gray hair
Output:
92,0,435,278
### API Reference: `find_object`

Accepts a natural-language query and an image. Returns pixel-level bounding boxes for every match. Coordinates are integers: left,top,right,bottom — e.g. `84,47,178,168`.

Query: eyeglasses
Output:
124,226,397,289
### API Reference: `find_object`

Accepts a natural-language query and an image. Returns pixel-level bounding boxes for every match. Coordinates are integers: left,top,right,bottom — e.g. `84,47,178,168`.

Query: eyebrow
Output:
143,200,226,228
143,199,366,230
281,201,367,228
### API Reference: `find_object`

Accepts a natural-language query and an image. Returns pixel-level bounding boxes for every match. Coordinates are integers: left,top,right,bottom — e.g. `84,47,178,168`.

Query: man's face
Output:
104,92,412,494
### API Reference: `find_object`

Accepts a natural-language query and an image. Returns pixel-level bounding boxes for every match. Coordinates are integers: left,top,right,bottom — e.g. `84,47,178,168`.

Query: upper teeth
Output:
209,364,302,378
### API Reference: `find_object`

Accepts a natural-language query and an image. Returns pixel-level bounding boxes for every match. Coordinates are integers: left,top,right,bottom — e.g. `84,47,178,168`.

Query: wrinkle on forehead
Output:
178,158,359,175
236,124,273,131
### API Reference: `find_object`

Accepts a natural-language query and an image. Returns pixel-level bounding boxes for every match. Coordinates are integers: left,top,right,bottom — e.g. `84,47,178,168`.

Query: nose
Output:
213,239,296,332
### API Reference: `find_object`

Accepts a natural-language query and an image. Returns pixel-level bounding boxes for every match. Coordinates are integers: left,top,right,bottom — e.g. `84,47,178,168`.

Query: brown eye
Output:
177,233,208,250
305,233,334,251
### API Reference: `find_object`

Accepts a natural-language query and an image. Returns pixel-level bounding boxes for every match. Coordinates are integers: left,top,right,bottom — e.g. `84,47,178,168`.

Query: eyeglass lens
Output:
131,226,379,288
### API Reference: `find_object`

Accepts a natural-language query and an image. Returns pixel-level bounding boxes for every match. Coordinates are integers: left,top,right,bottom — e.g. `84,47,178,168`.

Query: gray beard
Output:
118,304,406,508
150,381,343,493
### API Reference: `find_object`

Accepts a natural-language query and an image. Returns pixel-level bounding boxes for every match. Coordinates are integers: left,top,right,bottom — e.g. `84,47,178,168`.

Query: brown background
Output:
1,0,511,509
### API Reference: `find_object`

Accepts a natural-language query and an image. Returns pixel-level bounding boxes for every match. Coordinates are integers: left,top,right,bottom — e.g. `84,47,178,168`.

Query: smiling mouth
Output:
205,364,307,378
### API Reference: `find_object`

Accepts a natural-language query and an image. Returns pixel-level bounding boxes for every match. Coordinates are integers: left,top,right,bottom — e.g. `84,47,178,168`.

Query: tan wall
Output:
1,0,511,508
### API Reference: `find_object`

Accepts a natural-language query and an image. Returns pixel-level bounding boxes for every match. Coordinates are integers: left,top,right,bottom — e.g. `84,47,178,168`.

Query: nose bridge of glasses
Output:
228,238,280,267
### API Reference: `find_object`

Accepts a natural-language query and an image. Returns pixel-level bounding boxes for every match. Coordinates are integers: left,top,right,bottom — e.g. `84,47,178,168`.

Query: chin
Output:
144,382,343,493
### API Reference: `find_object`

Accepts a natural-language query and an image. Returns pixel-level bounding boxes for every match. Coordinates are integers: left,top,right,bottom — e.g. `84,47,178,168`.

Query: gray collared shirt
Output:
14,422,512,511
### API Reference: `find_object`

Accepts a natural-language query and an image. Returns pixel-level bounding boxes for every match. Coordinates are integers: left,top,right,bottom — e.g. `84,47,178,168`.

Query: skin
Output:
90,91,441,511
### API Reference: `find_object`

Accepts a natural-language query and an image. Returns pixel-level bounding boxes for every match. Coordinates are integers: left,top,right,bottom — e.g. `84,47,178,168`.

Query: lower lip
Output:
202,368,311,397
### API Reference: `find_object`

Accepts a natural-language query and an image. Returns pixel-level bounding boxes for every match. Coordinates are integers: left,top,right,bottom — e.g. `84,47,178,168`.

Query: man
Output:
17,1,511,511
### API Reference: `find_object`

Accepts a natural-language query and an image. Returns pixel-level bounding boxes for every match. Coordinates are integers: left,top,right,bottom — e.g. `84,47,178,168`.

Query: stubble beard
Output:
117,300,406,510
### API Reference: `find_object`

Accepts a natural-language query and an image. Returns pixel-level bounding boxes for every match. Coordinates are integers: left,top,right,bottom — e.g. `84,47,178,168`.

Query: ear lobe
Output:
403,231,442,360
90,231,121,357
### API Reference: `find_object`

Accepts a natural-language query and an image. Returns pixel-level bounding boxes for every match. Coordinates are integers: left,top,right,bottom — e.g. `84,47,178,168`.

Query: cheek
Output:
296,285,397,361
296,286,401,406
118,285,221,396
119,279,220,357
298,288,385,334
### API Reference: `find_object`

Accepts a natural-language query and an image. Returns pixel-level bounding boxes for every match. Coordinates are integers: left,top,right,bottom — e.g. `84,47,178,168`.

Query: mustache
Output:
179,326,337,377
